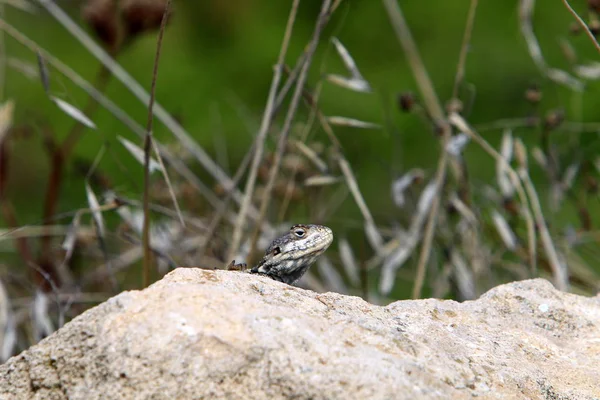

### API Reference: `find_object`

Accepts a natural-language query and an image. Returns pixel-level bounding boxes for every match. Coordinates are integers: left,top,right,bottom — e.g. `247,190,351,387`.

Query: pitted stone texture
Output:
0,269,598,399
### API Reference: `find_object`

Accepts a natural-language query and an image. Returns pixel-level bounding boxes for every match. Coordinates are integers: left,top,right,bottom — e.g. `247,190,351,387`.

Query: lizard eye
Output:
294,228,306,238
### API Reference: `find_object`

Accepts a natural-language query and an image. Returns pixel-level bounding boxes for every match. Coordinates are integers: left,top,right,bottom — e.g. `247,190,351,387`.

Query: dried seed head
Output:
588,19,600,36
445,98,463,114
413,170,425,185
121,0,170,37
585,176,598,193
502,197,520,217
397,92,416,112
82,0,122,51
82,0,170,49
282,153,310,176
213,183,227,197
524,85,542,103
569,22,582,35
543,109,564,130
446,201,458,216
433,120,451,137
514,138,528,168
258,163,270,182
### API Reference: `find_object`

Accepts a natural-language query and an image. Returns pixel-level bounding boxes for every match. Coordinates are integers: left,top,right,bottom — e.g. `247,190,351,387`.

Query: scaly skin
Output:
250,224,333,285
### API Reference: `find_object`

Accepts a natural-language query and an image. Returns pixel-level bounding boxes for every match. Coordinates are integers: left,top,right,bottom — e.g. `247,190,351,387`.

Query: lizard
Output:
229,224,333,285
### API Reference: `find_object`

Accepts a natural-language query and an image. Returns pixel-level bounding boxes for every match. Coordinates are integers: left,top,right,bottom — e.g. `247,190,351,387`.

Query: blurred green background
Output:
1,0,599,297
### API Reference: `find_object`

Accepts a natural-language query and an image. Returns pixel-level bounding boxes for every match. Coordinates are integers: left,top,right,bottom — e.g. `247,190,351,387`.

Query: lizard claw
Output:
227,260,247,271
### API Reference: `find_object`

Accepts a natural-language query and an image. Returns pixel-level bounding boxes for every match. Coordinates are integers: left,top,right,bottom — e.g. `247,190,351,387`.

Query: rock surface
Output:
0,269,599,399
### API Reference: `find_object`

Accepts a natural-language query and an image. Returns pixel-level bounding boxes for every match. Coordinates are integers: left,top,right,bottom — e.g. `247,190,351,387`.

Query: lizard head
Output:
250,224,333,284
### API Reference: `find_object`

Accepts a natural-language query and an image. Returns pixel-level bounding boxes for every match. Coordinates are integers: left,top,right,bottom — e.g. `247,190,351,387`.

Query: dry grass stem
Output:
382,0,444,121
411,156,446,299
0,20,224,213
521,166,569,290
297,84,383,252
278,84,322,221
379,181,438,295
35,0,244,202
228,0,301,263
519,0,583,91
452,0,479,99
449,114,569,288
247,0,334,263
338,157,384,252
561,0,600,53
142,0,171,287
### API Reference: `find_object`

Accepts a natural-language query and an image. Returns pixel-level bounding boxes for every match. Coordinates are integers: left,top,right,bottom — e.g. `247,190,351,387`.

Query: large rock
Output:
0,269,599,399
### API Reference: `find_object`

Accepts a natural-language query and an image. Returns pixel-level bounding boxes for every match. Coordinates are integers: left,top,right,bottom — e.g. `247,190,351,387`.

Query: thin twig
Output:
142,0,171,287
562,0,600,53
227,0,301,263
